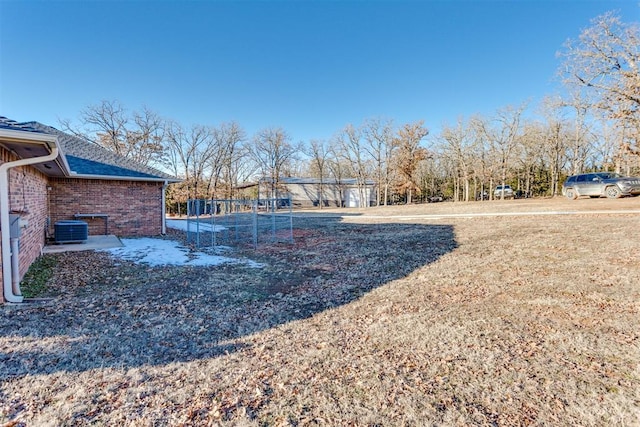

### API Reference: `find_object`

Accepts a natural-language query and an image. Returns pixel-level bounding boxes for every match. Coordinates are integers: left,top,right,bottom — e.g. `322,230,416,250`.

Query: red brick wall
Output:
48,178,164,237
2,144,166,302
1,148,50,297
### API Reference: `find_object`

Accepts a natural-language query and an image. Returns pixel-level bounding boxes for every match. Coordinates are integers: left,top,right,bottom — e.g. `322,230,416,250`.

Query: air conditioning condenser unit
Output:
54,220,88,243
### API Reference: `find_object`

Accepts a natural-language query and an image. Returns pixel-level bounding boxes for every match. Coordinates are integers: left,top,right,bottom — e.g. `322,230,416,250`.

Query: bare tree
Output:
439,118,476,202
305,139,331,208
209,121,246,199
414,154,447,200
515,122,547,197
393,121,429,204
556,90,597,175
326,142,350,207
335,124,373,208
559,12,640,170
477,105,527,199
62,100,164,167
466,116,496,201
164,121,215,202
129,107,165,166
539,97,571,196
249,127,300,200
362,118,395,206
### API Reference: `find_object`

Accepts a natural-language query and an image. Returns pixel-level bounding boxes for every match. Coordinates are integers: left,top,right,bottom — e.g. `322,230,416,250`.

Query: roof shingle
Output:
0,116,47,134
24,121,177,181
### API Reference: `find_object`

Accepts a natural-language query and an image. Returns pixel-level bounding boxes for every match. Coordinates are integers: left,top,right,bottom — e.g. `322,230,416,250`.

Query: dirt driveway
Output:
1,197,639,426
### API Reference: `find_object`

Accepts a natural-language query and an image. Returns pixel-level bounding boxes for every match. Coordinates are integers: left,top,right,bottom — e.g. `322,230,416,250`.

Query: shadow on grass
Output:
0,214,456,377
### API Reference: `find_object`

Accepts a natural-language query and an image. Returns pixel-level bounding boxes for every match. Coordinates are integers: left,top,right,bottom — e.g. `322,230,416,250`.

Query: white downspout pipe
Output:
10,237,21,295
1,145,59,303
161,180,168,235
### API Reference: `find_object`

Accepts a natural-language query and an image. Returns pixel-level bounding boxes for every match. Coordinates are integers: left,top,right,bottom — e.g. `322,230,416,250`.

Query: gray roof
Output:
0,116,48,134
24,122,178,182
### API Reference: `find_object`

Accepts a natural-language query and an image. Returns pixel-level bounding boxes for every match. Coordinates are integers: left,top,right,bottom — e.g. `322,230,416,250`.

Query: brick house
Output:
0,117,179,303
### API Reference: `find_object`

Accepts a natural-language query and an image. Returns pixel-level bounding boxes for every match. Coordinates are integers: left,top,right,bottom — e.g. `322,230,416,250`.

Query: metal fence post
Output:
186,199,192,245
252,200,258,248
210,198,215,248
288,197,294,243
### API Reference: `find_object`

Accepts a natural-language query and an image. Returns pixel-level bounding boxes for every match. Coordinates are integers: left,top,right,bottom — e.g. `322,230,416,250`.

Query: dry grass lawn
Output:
1,197,639,426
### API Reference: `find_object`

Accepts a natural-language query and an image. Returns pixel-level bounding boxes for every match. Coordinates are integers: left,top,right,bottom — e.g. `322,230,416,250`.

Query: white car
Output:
494,185,514,199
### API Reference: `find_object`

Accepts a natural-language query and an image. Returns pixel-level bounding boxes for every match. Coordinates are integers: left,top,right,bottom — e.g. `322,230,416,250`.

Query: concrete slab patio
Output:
42,235,124,254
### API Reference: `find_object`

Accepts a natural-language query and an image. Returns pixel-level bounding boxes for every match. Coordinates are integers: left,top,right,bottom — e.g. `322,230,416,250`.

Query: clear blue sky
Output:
1,0,638,144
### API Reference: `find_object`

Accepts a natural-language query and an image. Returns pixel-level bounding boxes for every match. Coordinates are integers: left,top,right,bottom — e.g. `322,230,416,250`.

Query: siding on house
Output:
259,177,377,208
283,182,344,207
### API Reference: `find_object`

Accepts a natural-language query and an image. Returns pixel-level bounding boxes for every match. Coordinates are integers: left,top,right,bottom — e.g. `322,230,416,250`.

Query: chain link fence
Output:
183,198,293,249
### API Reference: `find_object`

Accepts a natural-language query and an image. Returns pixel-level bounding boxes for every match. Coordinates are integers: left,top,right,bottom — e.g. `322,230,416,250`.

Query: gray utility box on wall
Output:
9,214,21,238
54,220,88,243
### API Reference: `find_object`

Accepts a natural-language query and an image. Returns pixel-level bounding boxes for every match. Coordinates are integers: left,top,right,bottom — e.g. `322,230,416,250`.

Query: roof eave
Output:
0,128,58,145
67,172,182,183
0,128,77,178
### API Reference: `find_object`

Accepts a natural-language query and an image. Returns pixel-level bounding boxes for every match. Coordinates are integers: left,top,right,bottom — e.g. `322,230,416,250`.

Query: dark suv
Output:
562,172,640,199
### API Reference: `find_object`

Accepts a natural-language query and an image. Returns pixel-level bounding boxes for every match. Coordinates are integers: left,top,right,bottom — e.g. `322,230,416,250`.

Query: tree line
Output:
62,12,639,206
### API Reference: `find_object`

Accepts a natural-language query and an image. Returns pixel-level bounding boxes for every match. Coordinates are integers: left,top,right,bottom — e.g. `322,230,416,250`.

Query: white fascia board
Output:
0,130,75,176
0,128,58,145
67,172,181,183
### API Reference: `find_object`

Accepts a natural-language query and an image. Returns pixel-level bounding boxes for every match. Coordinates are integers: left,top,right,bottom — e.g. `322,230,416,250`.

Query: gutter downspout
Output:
10,237,21,296
1,145,59,303
161,180,168,235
